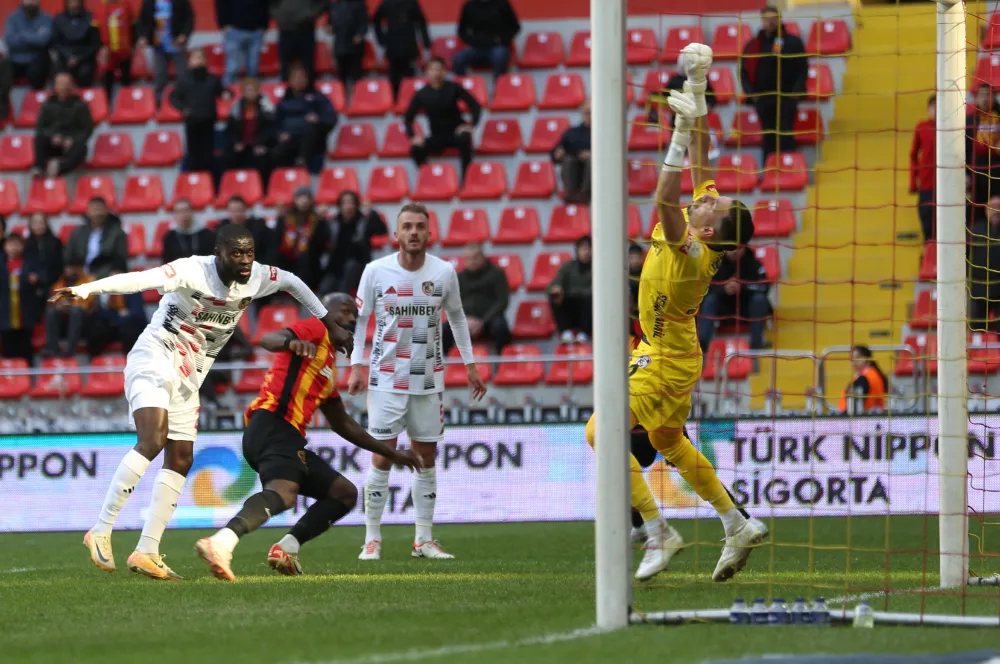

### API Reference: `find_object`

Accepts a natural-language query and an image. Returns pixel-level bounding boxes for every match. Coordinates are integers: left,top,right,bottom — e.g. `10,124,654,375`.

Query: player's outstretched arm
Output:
442,267,487,400
655,94,695,245
259,329,317,359
319,398,423,470
271,267,353,356
48,262,186,303
679,43,714,187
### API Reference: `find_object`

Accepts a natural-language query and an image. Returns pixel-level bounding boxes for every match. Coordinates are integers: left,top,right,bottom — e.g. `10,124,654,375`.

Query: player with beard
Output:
52,224,353,580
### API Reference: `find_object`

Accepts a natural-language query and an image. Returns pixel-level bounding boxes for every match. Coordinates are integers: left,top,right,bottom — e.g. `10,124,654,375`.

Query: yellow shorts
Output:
628,344,701,433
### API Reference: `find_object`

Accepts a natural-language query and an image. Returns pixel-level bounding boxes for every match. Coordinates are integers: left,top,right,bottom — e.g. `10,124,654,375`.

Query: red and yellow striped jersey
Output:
246,317,339,435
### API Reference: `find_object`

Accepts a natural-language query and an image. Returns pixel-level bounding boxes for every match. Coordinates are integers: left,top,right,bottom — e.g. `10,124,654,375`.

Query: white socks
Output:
413,467,436,545
277,533,300,554
720,507,747,538
93,449,151,536
364,466,391,543
135,469,186,555
211,527,240,553
644,516,665,543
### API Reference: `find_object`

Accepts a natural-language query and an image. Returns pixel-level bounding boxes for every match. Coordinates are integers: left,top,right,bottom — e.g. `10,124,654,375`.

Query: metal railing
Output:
715,349,819,414
815,344,922,413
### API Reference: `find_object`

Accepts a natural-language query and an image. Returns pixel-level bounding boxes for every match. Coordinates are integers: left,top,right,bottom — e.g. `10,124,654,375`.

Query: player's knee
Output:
330,480,358,509
584,414,596,448
274,488,298,510
163,442,194,475
649,428,686,460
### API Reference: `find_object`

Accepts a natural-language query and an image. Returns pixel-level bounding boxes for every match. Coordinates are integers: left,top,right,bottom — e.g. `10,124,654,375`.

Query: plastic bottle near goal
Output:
729,598,751,625
768,598,789,625
751,598,769,625
790,598,812,625
853,601,875,629
811,598,831,626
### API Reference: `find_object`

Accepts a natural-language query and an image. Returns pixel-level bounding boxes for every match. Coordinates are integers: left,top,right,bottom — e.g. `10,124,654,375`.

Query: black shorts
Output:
243,409,342,500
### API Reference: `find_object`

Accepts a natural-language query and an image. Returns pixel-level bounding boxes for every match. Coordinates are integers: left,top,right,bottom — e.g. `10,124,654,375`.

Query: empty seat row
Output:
893,332,1000,376
0,355,125,399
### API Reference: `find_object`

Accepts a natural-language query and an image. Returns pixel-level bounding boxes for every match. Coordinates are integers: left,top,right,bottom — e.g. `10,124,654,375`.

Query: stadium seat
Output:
977,55,1000,88
478,118,523,154
520,31,565,69
662,26,705,62
23,177,68,215
256,41,280,76
456,75,488,109
430,35,463,68
626,27,658,65
702,338,752,380
216,169,263,207
985,13,1000,50
706,67,736,104
566,30,591,66
491,74,536,111
510,160,555,199
539,73,587,110
806,63,835,101
460,161,508,200
15,90,49,128
525,116,569,154
347,78,393,116
512,300,556,338
793,107,825,145
332,122,378,160
910,289,936,329
394,77,427,114
253,304,299,344
0,134,34,171
628,114,670,151
380,121,420,158
87,132,133,169
493,344,544,385
443,208,490,247
137,130,183,167
491,253,524,290
0,358,29,399
627,159,657,196
127,223,147,258
445,345,492,387
145,221,170,259
58,223,73,246
69,175,116,215
919,241,937,280
545,342,593,385
760,152,808,191
314,40,335,75
445,255,465,273
711,23,753,60
367,164,410,202
753,199,797,237
205,42,226,77
715,153,759,193
80,354,127,398
754,246,781,282
172,172,215,210
545,204,590,243
265,167,311,206
0,179,21,216
627,204,643,238
79,88,108,123
727,109,763,147
414,163,459,201
528,251,571,291
807,19,851,55
120,174,165,213
109,86,156,124
155,85,182,122
235,365,269,394
29,357,82,398
260,81,288,106
895,333,936,377
316,166,361,204
639,69,676,107
317,79,347,113
494,205,541,244
968,332,1000,374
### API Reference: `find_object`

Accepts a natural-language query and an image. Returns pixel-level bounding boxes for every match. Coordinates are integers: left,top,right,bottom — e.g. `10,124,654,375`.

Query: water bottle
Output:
768,598,789,625
751,598,769,625
853,601,875,629
729,598,751,625
811,597,831,626
790,598,811,625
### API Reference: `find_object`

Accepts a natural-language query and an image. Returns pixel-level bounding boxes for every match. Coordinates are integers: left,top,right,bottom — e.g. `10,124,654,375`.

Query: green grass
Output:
2,517,1000,664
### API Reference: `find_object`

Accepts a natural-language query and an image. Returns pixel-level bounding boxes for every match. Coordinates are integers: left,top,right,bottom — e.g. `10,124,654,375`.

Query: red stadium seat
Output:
985,13,1000,50
639,69,676,106
205,42,226,77
253,304,299,344
155,85,182,122
456,75,488,109
69,175,116,215
662,25,705,63
910,289,936,329
173,172,215,210
265,168,310,206
702,338,751,380
0,134,34,171
754,246,781,282
414,163,459,201
0,358,29,399
127,223,147,258
431,35,463,68
628,114,671,151
255,41,279,77
493,344,544,385
58,223,74,246
627,159,657,196
895,333,936,377
29,357,82,398
920,241,937,280
380,121,420,158
494,206,540,244
120,174,165,213
968,332,1000,374
512,300,556,339
316,166,361,205
443,208,490,247
566,30,591,67
807,19,851,55
260,81,288,106
0,180,20,216
317,79,347,113
706,67,736,104
217,169,263,207
460,161,508,200
793,107,825,145
510,160,555,199
977,55,1000,88
23,177,68,215
445,255,465,273
445,345,492,387
394,77,427,114
525,116,569,154
712,153,758,194
491,253,524,290
15,90,50,129
626,27,658,65
109,86,156,124
148,220,171,258
235,361,269,394
80,354,127,398
806,63,835,101
545,342,593,385
332,122,377,160
315,40,335,75
539,73,586,110
479,118,522,155
137,130,183,167
727,109,763,147
760,152,808,191
712,23,753,60
347,78,393,117
79,88,108,123
528,251,570,291
367,164,410,202
627,204,643,238
87,132,133,169
545,205,590,243
753,199,796,237
491,73,536,111
520,31,565,69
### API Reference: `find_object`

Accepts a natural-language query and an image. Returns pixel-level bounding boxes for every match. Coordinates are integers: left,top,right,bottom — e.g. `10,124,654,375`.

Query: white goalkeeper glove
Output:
662,90,697,171
680,43,713,117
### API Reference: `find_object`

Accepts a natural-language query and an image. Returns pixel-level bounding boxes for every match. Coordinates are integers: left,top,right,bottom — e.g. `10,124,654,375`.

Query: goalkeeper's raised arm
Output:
679,43,715,187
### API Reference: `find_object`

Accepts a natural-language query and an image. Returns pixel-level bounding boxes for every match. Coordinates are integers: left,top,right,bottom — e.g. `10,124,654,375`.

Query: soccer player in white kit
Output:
348,203,487,560
51,225,353,580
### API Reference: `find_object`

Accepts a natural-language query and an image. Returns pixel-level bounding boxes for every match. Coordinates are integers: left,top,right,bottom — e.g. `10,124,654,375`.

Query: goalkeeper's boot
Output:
412,540,455,560
712,517,769,582
126,551,183,580
83,529,115,573
631,524,648,544
194,537,235,582
359,539,382,561
267,543,303,576
635,520,683,581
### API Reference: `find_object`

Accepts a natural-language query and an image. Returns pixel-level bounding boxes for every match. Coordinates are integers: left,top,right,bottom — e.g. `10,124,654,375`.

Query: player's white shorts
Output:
366,390,444,443
124,340,200,442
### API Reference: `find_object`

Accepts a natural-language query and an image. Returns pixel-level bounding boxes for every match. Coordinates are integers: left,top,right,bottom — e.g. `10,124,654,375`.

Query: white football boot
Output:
635,520,683,581
412,540,455,559
195,537,235,582
712,517,769,582
83,529,115,572
631,524,648,544
359,539,382,560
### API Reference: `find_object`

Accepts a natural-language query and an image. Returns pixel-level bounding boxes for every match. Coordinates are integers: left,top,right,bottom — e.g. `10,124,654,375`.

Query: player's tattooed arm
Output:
319,398,423,471
259,329,317,359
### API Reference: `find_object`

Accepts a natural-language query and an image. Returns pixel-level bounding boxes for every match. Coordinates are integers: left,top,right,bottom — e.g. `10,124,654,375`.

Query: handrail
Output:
815,344,921,413
715,349,819,414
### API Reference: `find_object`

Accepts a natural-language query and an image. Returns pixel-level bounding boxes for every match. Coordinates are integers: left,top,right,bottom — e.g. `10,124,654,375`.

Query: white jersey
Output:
70,256,327,393
352,253,474,394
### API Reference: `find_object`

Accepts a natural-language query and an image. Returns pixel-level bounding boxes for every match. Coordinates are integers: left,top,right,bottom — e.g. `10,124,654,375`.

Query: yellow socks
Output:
650,430,735,515
585,414,662,523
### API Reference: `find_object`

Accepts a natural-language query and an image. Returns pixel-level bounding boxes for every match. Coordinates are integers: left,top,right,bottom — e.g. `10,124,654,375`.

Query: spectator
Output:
452,0,519,77
372,0,431,100
4,0,53,91
216,195,275,264
0,233,46,363
322,191,387,293
271,0,328,83
697,246,772,353
44,262,96,357
24,213,64,290
138,0,194,106
92,0,137,101
910,94,936,242
52,0,101,88
548,235,592,343
967,83,1000,209
273,64,337,173
0,51,13,123
405,56,481,179
64,197,128,279
215,0,269,86
225,77,276,183
328,0,369,93
969,194,1000,332
443,242,511,356
837,345,888,414
552,100,591,204
740,6,808,164
88,269,147,356
170,48,226,174
33,72,94,178
274,186,331,291
162,198,217,263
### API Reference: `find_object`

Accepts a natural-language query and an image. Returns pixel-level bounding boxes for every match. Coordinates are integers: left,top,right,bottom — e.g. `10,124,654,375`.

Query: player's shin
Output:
413,467,436,545
287,497,353,546
221,489,289,545
135,469,187,554
363,466,391,543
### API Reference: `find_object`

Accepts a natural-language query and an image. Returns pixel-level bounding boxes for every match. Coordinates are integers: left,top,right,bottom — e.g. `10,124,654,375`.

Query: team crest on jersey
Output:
162,264,176,278
635,355,651,369
238,297,252,310
422,281,435,296
355,296,363,309
269,266,278,281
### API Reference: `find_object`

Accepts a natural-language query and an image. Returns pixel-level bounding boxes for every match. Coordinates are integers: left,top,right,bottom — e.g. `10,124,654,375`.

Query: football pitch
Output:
2,517,999,664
